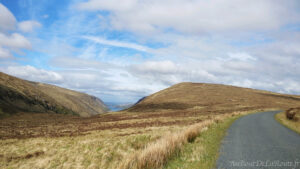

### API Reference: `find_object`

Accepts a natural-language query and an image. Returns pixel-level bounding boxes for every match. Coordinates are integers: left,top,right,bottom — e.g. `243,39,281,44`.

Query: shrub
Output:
286,108,297,120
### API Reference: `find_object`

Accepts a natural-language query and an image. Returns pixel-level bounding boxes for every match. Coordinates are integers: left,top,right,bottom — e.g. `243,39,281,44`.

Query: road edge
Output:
275,111,300,135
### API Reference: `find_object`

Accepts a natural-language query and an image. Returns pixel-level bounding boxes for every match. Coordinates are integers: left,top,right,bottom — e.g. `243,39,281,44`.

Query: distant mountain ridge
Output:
0,72,108,117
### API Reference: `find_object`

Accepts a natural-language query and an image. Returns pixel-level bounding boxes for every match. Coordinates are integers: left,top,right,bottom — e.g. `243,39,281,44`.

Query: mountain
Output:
127,82,300,113
0,72,108,117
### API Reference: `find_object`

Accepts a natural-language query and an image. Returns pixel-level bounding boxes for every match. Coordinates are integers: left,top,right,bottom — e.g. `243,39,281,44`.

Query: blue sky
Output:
0,0,300,103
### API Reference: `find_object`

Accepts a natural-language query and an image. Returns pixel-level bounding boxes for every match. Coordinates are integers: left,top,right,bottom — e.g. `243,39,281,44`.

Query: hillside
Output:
128,82,300,113
0,72,108,117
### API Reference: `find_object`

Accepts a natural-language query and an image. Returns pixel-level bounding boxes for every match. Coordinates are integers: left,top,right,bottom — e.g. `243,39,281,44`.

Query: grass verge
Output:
275,111,300,134
163,115,239,169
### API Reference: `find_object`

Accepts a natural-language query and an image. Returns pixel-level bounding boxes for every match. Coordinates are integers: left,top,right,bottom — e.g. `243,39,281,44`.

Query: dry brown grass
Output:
120,132,186,169
0,126,178,169
118,111,245,169
0,111,208,139
0,109,270,169
0,108,219,168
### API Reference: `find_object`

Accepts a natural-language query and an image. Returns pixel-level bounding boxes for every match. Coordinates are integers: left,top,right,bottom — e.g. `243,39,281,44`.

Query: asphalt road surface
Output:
217,111,300,169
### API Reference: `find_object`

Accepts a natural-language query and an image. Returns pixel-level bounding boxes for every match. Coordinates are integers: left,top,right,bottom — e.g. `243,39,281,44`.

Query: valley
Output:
1,73,300,168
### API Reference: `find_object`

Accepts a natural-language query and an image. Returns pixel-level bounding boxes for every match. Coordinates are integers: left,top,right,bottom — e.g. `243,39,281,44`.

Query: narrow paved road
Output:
217,111,300,169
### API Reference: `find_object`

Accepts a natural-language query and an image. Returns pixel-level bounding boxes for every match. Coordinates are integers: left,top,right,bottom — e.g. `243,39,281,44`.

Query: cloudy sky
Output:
0,0,300,103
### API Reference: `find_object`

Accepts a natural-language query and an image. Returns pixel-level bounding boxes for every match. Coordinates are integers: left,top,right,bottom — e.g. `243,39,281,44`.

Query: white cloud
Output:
130,60,217,85
0,4,33,60
76,0,136,11
4,65,64,84
76,0,300,34
82,36,150,52
0,3,16,32
0,47,12,59
228,52,257,61
18,20,42,33
49,68,160,102
0,33,31,49
132,61,177,74
280,80,300,93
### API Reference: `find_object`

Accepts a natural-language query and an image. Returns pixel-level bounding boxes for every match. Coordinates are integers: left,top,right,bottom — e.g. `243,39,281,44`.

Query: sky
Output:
0,0,300,103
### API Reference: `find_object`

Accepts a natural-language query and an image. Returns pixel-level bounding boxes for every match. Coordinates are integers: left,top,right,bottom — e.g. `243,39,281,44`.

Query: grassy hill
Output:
0,72,108,117
128,82,300,113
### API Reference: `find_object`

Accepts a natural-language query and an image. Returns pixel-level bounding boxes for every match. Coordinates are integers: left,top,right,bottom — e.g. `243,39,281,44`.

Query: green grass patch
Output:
163,116,239,169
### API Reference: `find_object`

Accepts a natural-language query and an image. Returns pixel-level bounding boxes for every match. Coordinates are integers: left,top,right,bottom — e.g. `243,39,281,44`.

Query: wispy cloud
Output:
82,36,151,52
18,20,42,33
